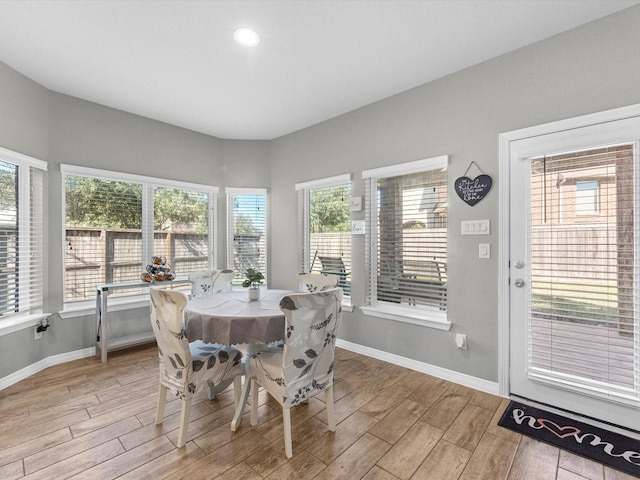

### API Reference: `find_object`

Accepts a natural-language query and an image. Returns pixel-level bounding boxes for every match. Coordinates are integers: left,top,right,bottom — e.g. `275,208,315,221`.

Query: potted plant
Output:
242,268,264,301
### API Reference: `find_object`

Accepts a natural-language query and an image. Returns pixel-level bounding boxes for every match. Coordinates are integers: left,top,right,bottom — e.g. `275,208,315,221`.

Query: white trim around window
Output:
296,173,353,307
0,147,47,326
362,155,448,179
60,164,218,194
295,173,352,191
363,155,450,330
61,164,218,305
225,187,268,285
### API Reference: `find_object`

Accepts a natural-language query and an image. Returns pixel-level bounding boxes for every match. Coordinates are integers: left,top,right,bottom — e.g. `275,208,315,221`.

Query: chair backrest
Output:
279,288,343,406
149,288,191,378
213,269,234,292
189,269,235,296
188,270,216,296
297,272,339,292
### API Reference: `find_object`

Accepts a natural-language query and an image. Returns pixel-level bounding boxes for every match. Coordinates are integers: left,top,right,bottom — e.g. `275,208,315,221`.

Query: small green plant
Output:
242,269,264,288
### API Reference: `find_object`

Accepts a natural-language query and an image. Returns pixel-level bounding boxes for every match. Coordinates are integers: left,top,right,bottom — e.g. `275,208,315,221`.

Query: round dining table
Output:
183,288,292,431
183,288,290,345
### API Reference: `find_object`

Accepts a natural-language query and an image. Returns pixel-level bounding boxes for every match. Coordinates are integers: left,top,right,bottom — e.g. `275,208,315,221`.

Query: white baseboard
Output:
0,347,96,391
336,339,500,396
2,340,500,397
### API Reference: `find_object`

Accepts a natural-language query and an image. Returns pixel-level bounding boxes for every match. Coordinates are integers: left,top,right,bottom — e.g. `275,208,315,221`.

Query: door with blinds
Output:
508,114,640,431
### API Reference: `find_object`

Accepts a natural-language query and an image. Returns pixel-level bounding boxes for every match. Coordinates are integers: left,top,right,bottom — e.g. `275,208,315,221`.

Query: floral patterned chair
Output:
297,272,339,292
188,269,235,297
247,287,343,457
149,287,243,448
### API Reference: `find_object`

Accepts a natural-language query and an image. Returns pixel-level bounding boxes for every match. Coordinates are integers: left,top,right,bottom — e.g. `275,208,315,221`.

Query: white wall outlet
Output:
455,333,467,349
34,326,43,341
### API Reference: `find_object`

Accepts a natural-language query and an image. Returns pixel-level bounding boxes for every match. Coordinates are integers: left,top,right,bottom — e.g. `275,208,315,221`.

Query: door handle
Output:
514,278,525,288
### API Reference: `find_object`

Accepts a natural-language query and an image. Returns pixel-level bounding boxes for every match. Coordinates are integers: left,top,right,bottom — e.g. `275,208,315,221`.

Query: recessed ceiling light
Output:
234,28,260,47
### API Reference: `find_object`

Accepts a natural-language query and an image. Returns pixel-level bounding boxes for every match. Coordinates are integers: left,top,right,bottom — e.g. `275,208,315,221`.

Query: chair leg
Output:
177,397,192,448
326,384,336,431
250,378,259,426
283,407,292,458
155,384,168,425
233,375,242,407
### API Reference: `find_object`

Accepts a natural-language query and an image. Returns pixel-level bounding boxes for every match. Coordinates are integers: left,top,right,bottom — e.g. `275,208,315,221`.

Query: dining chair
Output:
247,287,343,457
297,272,339,292
188,269,234,297
213,269,235,292
149,287,243,448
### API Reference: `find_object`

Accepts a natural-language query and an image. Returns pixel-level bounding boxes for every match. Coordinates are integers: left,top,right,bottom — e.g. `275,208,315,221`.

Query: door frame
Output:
498,102,640,398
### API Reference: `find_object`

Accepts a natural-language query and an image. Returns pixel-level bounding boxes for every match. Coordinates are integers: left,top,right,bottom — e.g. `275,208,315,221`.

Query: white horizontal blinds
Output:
153,186,210,278
0,157,45,319
64,175,144,301
376,169,448,309
528,144,639,401
297,189,308,274
227,190,267,285
26,167,45,314
364,179,375,305
308,183,352,296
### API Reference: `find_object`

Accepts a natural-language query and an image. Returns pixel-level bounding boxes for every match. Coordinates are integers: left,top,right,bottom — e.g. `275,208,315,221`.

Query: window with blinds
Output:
153,186,210,277
0,148,46,321
226,188,267,286
296,175,351,299
63,165,216,303
363,156,448,324
529,144,638,400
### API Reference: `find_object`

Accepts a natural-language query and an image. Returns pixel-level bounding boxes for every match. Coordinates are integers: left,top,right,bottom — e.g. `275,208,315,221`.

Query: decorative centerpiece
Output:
242,268,264,301
140,256,175,283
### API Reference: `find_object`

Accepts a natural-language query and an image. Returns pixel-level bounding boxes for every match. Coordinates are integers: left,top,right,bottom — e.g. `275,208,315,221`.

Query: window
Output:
226,188,267,285
296,174,352,300
575,180,599,215
62,165,216,303
529,145,636,397
362,155,449,329
0,147,46,322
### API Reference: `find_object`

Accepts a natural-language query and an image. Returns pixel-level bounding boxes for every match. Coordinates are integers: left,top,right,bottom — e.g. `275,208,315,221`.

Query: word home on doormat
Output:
498,401,639,478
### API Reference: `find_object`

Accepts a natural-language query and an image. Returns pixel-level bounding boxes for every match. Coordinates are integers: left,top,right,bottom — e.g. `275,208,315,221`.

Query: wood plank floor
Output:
0,344,636,480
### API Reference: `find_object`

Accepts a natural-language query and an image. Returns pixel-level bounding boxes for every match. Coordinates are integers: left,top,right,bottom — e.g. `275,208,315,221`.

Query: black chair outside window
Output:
318,255,350,295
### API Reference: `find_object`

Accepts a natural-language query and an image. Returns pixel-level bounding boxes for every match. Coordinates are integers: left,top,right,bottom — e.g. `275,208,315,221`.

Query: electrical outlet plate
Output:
461,219,490,235
34,326,43,340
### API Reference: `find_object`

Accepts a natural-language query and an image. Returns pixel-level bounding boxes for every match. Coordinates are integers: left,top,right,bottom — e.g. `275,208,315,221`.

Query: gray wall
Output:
1,6,640,383
268,6,640,382
0,63,51,372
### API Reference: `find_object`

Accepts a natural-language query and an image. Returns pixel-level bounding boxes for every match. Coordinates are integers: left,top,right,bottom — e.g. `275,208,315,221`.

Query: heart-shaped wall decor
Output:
454,174,492,206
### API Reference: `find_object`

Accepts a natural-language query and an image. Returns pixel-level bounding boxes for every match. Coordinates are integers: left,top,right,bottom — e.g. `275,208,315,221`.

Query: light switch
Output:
479,243,490,259
461,219,490,235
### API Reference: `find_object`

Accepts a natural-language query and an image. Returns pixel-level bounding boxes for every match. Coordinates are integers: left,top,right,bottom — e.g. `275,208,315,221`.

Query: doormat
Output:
498,401,640,478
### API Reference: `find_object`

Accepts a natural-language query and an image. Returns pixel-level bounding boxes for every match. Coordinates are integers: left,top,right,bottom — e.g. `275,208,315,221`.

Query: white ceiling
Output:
0,1,637,140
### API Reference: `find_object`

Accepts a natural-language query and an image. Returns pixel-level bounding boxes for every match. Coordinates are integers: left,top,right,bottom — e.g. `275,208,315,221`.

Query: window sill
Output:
60,295,150,319
360,303,451,330
342,297,353,312
0,312,50,337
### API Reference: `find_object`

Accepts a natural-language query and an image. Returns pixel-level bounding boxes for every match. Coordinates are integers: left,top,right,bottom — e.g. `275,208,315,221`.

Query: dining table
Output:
183,288,292,431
